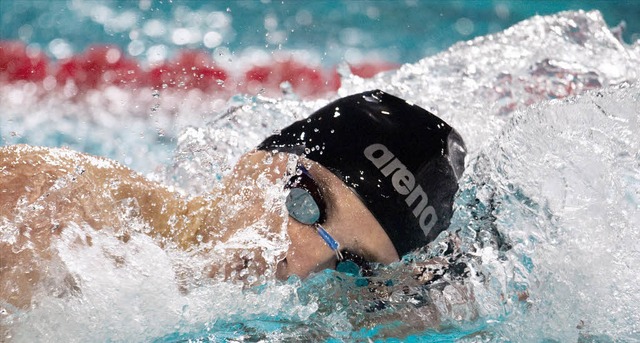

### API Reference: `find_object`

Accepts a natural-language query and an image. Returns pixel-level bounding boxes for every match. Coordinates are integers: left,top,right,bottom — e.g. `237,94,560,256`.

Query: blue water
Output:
2,2,640,342
1,0,639,65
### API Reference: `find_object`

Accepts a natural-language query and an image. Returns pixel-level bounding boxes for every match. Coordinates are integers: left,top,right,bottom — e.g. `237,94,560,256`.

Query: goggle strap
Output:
315,223,343,261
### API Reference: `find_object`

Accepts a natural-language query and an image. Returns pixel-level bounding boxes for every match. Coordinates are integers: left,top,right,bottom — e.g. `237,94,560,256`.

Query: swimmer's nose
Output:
275,258,288,280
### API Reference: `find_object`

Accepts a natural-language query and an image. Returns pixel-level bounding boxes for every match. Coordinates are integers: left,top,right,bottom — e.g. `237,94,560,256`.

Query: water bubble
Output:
206,11,230,30
165,215,177,227
264,14,278,31
454,17,475,36
143,20,166,37
280,81,293,94
48,38,73,59
63,81,78,97
336,62,352,77
203,31,223,48
339,27,363,46
138,0,151,11
495,3,510,20
295,9,312,26
366,6,380,20
42,76,57,91
146,44,167,64
18,24,33,41
172,29,192,45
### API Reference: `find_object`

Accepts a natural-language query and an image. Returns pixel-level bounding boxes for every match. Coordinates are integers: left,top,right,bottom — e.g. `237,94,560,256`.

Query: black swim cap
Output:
258,90,466,257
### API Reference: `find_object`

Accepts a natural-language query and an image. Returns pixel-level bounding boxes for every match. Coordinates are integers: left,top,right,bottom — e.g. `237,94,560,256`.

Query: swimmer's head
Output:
259,90,466,257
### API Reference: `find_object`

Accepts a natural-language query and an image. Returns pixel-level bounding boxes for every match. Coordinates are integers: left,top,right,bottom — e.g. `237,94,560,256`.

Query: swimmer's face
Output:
221,150,399,281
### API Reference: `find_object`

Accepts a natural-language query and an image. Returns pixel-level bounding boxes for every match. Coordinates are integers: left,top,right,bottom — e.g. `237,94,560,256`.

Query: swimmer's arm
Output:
0,145,211,248
93,164,218,249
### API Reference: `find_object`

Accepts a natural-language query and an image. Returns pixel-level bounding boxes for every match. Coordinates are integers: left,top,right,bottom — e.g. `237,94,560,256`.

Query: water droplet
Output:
168,215,178,226
363,94,380,103
336,62,351,77
264,154,273,165
280,81,293,94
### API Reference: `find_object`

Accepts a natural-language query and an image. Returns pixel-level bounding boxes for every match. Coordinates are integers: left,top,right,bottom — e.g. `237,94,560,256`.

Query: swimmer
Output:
0,90,466,321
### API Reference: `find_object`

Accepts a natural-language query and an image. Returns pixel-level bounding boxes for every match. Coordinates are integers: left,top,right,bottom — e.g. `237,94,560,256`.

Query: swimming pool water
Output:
1,0,639,65
1,2,640,342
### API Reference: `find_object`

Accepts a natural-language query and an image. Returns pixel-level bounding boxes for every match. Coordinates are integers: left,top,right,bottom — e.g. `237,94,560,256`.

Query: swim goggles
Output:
285,164,343,260
284,164,373,277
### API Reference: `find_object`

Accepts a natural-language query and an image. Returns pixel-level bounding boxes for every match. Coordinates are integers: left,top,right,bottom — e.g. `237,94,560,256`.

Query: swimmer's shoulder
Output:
1,144,125,171
0,144,155,197
0,144,188,235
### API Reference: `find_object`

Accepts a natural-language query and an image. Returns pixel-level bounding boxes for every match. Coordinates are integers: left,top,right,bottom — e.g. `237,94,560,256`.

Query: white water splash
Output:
465,83,640,342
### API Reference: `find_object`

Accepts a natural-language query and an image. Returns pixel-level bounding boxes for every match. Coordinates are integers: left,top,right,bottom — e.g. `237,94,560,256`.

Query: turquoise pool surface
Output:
1,0,639,65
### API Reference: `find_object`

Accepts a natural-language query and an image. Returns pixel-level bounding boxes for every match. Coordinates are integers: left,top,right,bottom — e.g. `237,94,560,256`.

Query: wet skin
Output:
0,145,399,311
